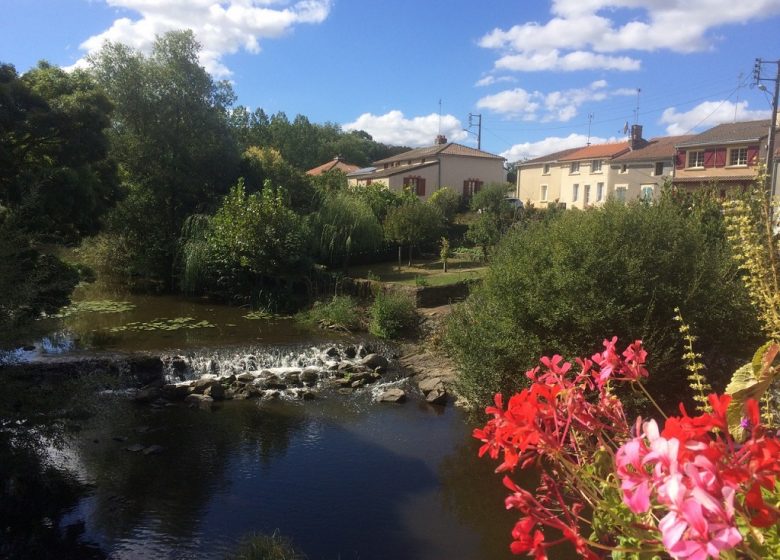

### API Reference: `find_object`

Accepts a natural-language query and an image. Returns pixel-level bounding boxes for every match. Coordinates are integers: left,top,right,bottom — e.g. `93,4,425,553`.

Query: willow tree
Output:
312,192,383,273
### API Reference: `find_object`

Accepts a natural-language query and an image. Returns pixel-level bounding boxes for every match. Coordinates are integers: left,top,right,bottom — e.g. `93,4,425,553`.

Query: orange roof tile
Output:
559,142,631,161
306,158,361,176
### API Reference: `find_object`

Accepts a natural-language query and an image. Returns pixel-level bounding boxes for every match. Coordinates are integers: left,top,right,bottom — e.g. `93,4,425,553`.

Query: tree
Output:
312,192,384,272
240,146,317,212
467,182,516,258
88,30,239,288
428,186,461,223
0,62,118,241
384,202,443,266
181,179,311,307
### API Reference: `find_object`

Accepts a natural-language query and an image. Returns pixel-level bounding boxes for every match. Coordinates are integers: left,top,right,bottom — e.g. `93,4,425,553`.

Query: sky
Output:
2,0,779,163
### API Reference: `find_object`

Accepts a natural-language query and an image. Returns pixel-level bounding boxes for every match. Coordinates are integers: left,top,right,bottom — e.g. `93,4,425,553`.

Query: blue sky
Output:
2,0,779,162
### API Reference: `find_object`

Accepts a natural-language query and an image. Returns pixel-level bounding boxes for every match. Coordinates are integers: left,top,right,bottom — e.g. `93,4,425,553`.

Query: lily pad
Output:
108,316,216,333
52,300,136,318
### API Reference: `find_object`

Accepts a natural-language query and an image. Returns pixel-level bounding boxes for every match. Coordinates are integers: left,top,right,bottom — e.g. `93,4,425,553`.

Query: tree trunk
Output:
398,245,402,270
408,244,413,267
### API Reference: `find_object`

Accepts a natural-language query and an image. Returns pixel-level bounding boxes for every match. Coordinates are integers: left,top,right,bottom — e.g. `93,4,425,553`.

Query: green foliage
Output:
445,199,760,407
240,146,318,213
311,192,384,271
310,169,348,194
179,179,310,308
465,212,502,260
468,182,512,214
296,295,361,331
0,62,119,242
348,183,408,222
383,202,443,265
674,308,713,413
0,220,79,332
88,30,239,288
369,290,417,339
227,531,306,560
725,342,779,438
427,187,461,223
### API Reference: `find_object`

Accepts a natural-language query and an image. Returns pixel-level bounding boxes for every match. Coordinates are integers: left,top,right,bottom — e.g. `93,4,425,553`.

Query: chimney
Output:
435,134,448,145
630,124,646,150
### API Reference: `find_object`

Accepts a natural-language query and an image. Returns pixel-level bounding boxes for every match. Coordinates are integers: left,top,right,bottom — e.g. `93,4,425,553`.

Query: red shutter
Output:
463,180,470,197
747,145,760,166
703,150,715,168
474,180,483,193
714,148,726,167
675,151,685,170
417,178,426,196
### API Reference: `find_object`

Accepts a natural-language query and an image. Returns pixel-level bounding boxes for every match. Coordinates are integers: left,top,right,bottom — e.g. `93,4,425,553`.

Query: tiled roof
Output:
353,161,439,180
559,142,631,161
518,147,583,166
676,120,772,148
306,158,360,176
613,135,695,162
373,142,503,165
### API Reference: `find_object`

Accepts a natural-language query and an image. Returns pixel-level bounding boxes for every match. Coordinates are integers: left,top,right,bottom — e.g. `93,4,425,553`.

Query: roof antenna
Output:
734,72,744,122
586,112,594,146
633,88,641,125
438,99,442,135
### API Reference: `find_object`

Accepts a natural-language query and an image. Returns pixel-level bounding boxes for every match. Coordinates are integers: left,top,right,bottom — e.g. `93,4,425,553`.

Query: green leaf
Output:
725,342,779,438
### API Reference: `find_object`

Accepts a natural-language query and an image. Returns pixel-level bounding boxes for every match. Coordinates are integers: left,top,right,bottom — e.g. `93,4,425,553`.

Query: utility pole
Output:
467,113,482,150
753,58,780,198
587,113,594,146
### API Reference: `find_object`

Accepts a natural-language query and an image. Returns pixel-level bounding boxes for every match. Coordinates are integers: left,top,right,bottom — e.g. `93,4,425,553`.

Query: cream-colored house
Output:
610,134,693,202
347,135,505,199
516,147,581,207
556,141,632,209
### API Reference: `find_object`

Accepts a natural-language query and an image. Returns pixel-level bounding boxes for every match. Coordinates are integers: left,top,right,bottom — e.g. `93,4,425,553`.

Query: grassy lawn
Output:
348,257,486,287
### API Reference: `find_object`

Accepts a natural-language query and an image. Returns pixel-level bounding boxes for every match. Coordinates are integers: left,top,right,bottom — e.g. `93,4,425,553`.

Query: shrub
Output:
369,290,417,338
227,531,306,560
427,186,461,223
445,198,760,408
296,295,361,331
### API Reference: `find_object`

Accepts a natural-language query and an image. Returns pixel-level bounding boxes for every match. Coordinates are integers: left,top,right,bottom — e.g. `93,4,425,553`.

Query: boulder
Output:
377,388,406,403
143,445,165,456
301,368,319,385
203,383,225,401
361,354,389,370
425,387,448,405
185,394,214,409
192,375,220,394
325,346,340,358
418,377,446,395
134,386,161,403
236,372,255,382
160,383,192,401
170,356,188,373
344,346,357,359
125,444,145,453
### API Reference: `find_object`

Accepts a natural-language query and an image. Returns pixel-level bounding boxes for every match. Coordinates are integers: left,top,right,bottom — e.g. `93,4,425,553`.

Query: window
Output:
596,182,604,202
404,176,426,196
463,178,483,197
540,184,548,201
641,184,655,202
542,163,551,175
591,160,602,173
729,147,747,166
584,185,591,205
654,162,664,176
572,183,579,202
614,185,627,202
569,162,580,174
688,151,704,168
619,164,628,174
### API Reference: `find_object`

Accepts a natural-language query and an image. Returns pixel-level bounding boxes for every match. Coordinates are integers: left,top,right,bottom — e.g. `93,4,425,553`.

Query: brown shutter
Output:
417,178,426,196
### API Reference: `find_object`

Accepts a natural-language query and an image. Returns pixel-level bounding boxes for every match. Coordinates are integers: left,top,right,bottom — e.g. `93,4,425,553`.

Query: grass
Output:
349,257,485,287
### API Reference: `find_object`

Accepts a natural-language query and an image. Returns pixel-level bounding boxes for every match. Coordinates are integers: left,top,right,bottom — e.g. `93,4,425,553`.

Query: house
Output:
672,119,775,193
556,140,634,209
610,134,694,202
306,156,360,176
516,147,582,207
347,135,506,199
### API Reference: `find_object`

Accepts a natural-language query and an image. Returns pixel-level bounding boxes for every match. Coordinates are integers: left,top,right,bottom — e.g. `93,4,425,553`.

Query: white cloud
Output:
68,0,331,77
480,0,780,72
477,80,634,122
660,100,771,135
342,111,468,147
502,133,619,162
474,75,517,87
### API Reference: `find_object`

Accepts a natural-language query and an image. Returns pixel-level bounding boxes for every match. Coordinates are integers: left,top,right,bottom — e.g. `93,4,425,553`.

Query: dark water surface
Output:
45,391,517,559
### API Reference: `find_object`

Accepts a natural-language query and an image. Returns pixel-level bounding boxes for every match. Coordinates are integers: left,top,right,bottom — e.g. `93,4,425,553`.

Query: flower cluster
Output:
475,338,780,559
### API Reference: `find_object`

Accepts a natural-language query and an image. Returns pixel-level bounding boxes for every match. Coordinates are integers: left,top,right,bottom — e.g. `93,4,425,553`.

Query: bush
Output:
444,198,760,408
295,295,361,331
227,531,306,560
369,290,417,338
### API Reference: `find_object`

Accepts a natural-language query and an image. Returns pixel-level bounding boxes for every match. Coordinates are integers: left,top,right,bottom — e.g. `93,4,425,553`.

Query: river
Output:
0,290,533,559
